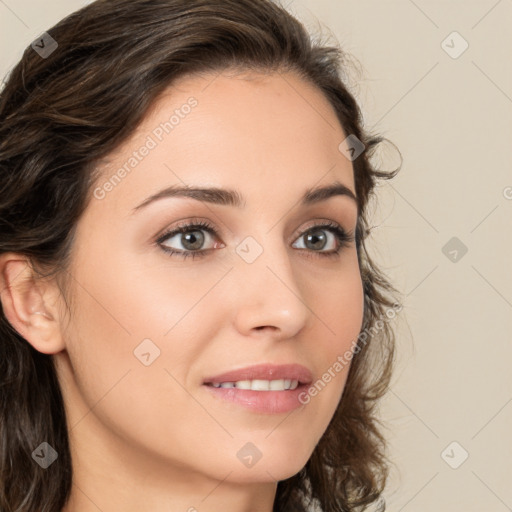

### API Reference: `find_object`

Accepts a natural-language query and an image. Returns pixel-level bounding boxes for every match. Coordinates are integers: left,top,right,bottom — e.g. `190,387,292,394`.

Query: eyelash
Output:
156,219,355,261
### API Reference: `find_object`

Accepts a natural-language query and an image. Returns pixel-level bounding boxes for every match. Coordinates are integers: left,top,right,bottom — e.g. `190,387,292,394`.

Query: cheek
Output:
62,252,226,419
300,258,364,410
311,256,365,352
61,260,219,465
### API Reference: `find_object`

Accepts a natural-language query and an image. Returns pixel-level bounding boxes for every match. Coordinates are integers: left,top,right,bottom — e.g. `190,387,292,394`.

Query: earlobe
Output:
0,253,65,354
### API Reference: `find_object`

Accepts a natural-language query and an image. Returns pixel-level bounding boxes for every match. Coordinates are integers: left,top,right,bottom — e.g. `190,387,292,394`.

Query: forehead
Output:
91,69,355,213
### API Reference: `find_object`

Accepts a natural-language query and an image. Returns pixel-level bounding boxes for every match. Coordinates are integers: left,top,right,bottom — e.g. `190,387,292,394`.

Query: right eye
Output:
157,220,224,260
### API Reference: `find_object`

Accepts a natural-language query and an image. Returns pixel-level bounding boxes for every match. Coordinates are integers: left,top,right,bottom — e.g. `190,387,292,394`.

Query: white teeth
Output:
251,379,270,391
269,379,285,390
210,379,299,391
234,380,252,389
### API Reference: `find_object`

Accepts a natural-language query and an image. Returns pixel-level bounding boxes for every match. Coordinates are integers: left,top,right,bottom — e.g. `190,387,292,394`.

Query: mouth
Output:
205,378,301,391
202,362,313,388
202,363,313,414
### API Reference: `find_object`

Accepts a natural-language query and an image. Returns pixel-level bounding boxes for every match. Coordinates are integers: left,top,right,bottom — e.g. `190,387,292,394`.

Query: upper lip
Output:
203,363,313,385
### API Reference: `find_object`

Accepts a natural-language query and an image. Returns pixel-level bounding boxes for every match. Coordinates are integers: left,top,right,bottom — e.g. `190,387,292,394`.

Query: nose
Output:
230,239,311,340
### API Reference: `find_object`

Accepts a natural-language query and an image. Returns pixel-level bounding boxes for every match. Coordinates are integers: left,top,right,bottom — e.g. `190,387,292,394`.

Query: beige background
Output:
1,1,511,510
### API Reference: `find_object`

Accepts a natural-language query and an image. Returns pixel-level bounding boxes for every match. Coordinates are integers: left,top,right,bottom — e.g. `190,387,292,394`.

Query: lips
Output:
202,363,313,386
202,363,314,414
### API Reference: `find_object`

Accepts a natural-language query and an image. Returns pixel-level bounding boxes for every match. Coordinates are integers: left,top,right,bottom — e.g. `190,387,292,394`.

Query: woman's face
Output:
54,69,364,486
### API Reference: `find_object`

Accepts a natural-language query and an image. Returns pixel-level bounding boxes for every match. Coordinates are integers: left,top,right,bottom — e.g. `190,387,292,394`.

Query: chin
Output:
222,444,314,484
225,463,307,485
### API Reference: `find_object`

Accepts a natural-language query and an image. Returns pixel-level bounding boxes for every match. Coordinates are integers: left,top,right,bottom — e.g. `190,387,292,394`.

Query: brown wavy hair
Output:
0,0,401,510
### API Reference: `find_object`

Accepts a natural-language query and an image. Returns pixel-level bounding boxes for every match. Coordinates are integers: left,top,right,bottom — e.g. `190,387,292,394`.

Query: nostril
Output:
254,325,278,331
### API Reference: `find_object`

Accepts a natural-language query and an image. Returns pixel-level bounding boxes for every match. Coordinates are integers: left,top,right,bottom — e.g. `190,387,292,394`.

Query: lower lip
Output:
202,383,309,414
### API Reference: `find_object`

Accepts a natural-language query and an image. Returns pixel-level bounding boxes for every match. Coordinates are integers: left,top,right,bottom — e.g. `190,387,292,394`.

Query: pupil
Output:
182,230,204,250
306,230,326,250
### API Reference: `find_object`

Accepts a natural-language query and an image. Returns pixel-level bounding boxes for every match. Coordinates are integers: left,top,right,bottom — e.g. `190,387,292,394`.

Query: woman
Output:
0,0,401,510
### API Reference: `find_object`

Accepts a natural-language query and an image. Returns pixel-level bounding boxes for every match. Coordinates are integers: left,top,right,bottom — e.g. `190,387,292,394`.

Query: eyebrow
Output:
131,180,358,213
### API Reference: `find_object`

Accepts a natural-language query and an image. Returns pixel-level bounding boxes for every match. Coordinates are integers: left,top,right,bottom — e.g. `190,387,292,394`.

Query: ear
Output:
0,253,65,354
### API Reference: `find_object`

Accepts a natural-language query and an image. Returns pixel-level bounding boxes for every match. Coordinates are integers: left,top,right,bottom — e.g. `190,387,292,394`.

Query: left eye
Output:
292,226,339,251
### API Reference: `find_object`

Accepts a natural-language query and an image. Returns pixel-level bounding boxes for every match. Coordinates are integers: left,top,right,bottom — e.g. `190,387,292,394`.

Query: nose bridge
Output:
231,231,310,337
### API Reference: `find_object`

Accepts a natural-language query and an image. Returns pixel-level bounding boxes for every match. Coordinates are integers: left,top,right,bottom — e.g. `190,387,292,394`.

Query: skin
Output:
0,69,364,512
